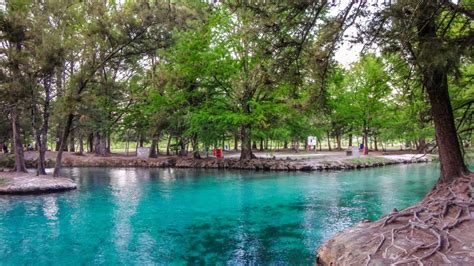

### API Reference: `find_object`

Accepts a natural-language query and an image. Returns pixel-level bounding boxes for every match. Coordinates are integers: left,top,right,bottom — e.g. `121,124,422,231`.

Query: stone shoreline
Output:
0,172,77,195
0,154,432,172
58,155,431,171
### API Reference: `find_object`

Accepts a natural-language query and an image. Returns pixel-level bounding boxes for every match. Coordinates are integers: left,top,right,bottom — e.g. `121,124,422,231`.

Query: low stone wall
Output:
58,156,430,171
1,154,431,172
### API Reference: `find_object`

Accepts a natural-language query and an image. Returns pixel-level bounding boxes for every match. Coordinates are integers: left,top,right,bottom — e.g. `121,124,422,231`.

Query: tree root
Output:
364,174,474,265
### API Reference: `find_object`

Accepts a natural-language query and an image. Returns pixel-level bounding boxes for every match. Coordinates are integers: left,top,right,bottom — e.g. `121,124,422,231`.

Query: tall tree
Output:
0,0,32,173
364,0,472,182
52,0,175,176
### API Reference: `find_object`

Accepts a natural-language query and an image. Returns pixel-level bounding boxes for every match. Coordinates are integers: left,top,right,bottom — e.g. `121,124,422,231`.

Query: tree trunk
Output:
106,132,111,153
425,68,469,183
178,138,186,156
125,134,129,156
416,1,469,184
54,63,64,152
336,134,342,151
37,77,51,175
55,127,61,151
327,131,332,151
374,134,378,151
11,107,27,173
240,124,254,160
149,136,158,158
259,138,264,151
88,133,93,153
53,113,74,177
294,138,300,152
166,134,172,156
94,132,108,156
35,131,44,174
191,134,200,159
69,129,75,152
284,140,288,149
79,133,84,155
234,135,239,151
417,138,427,153
363,123,369,151
348,133,353,147
139,134,144,148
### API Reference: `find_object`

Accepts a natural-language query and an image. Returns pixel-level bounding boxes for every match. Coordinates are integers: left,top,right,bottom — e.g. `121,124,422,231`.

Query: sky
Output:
331,0,460,67
334,30,363,68
331,0,375,68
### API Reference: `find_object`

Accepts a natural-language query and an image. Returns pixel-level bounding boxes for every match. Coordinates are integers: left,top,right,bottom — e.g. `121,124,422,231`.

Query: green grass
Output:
465,148,474,165
345,157,390,165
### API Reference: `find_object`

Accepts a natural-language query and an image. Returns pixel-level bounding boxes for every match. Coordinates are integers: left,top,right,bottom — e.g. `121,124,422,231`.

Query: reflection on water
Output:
42,196,59,221
0,164,439,264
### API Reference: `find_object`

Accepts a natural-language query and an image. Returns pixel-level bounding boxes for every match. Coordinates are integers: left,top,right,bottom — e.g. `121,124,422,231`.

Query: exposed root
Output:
352,174,474,265
367,177,474,265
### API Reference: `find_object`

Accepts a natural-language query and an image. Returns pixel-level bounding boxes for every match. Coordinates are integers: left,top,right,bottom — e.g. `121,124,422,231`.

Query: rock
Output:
0,173,77,195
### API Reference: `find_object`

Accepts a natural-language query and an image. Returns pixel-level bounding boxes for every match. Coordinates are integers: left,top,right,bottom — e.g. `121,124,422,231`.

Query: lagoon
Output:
0,164,438,264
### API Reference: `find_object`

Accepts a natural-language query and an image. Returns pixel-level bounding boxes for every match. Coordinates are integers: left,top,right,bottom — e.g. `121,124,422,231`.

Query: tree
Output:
211,1,332,159
52,0,176,176
0,0,33,173
364,0,472,183
349,54,391,150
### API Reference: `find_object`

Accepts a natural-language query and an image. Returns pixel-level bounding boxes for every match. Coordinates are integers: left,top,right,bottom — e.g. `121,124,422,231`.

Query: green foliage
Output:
0,0,472,161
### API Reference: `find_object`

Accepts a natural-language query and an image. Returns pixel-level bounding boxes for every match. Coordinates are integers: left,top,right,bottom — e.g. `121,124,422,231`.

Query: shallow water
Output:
0,164,439,264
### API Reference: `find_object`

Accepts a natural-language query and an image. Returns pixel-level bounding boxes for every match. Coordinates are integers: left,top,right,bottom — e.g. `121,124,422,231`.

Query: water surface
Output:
0,164,439,264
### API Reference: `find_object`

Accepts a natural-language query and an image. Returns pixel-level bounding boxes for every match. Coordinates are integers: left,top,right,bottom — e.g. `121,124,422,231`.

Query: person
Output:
27,143,33,151
1,143,8,153
359,143,364,151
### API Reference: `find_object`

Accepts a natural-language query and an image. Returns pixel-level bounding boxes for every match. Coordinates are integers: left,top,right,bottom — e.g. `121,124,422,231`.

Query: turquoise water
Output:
0,164,439,264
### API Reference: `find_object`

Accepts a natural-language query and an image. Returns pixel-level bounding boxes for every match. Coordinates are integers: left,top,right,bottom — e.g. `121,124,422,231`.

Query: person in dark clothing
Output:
1,143,8,153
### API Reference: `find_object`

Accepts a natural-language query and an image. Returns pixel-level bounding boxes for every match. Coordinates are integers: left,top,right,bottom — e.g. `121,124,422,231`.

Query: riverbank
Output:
0,150,432,171
0,172,77,195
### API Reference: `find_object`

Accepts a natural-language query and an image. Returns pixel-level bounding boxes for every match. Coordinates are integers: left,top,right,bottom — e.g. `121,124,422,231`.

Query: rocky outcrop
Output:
0,173,77,195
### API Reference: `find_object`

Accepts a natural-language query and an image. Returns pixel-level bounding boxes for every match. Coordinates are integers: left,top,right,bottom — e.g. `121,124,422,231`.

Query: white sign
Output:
352,146,360,157
137,147,151,158
307,136,317,146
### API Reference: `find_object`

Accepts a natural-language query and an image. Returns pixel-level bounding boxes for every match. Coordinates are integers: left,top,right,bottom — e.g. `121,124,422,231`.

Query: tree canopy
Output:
0,0,472,180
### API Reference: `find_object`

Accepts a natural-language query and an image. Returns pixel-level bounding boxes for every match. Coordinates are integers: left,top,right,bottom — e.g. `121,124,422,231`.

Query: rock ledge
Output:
0,172,77,195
